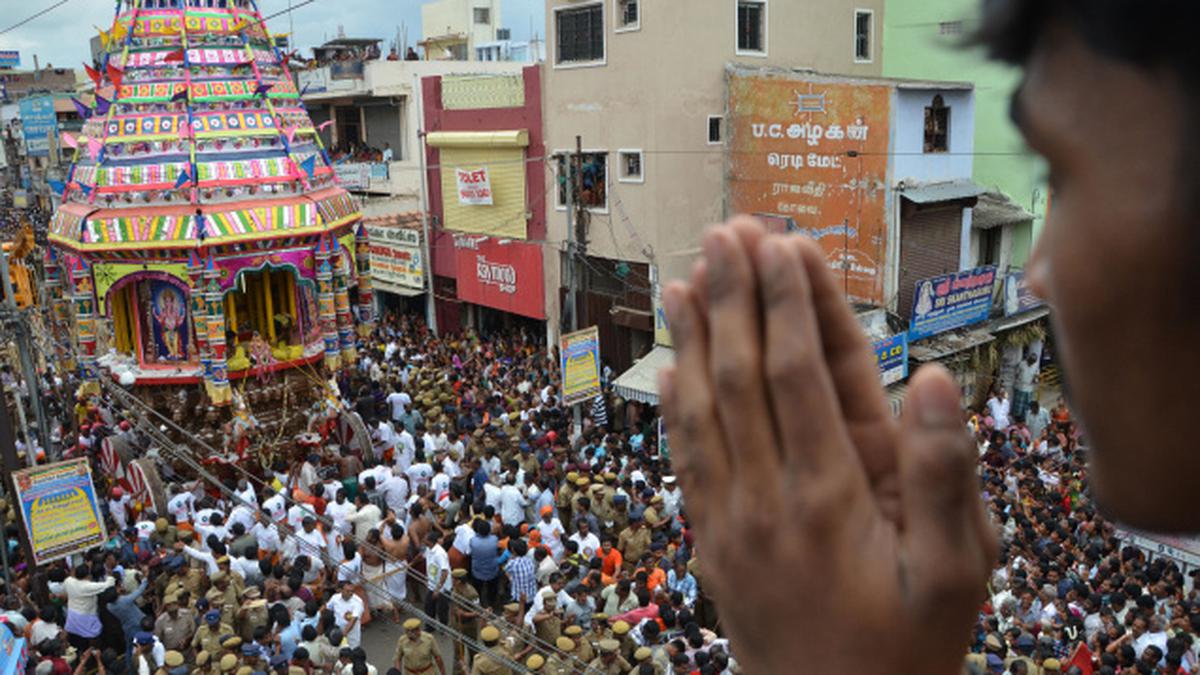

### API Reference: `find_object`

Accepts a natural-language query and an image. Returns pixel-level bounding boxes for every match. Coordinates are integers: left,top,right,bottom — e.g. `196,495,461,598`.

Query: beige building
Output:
421,0,503,60
542,0,885,370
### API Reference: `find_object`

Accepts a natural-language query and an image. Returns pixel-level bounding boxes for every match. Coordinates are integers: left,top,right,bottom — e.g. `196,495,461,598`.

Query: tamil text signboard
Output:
11,459,107,565
561,326,602,405
18,95,57,158
366,225,425,293
727,70,891,305
909,266,997,341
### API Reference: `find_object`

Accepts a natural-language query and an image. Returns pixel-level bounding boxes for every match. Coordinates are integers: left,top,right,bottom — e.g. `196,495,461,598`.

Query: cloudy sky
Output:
1,0,544,69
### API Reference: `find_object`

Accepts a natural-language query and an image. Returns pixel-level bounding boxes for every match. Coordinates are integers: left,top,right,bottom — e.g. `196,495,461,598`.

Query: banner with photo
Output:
11,459,107,565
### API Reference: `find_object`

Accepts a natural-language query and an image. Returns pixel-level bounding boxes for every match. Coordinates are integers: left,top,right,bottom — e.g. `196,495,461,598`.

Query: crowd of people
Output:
2,310,734,674
963,382,1200,674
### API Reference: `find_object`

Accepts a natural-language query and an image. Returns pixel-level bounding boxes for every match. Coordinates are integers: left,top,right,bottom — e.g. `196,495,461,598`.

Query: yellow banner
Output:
560,326,601,405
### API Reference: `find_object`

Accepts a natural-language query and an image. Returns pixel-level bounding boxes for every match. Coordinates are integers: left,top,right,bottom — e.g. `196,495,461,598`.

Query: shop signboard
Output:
561,326,602,406
727,70,892,305
334,163,369,190
873,333,908,386
10,459,108,565
1003,270,1045,317
0,51,19,68
455,166,494,205
909,266,997,341
453,234,544,319
1114,528,1200,570
367,225,425,292
18,95,57,157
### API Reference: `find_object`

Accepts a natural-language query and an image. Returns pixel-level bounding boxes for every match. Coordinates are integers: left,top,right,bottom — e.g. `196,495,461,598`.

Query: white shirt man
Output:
394,428,416,471
987,392,1012,429
425,541,452,594
534,515,566,560
498,483,527,526
386,391,411,422
262,492,288,523
325,587,365,649
569,529,601,560
380,470,410,515
326,497,356,537
167,491,196,525
344,501,383,542
1016,357,1040,394
251,520,283,555
405,461,434,492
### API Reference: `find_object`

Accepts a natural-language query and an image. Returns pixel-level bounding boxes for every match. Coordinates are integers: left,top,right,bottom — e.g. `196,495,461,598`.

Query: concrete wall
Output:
892,87,974,185
542,0,887,333
420,0,501,59
882,0,1045,266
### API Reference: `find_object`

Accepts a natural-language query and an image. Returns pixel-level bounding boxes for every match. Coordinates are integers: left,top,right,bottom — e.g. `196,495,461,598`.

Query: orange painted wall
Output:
728,71,892,305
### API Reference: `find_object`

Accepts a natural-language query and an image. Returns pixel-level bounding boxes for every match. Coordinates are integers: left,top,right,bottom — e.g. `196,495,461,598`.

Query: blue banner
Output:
0,51,19,68
1003,270,1045,316
19,95,58,158
873,333,909,386
909,266,997,340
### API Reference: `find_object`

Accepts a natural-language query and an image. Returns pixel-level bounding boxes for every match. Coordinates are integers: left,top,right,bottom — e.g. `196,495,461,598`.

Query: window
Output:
854,10,873,62
737,1,766,54
707,115,723,145
473,7,490,24
978,227,1002,267
618,150,643,183
616,0,639,30
556,151,608,210
556,4,605,65
939,21,963,35
924,94,950,153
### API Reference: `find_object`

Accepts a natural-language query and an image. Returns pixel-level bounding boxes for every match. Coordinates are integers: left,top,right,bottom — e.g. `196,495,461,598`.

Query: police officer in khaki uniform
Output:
451,569,482,671
557,472,578,523
564,625,594,663
194,651,214,675
631,646,660,674
193,610,234,657
207,572,238,628
612,620,635,664
393,618,445,674
547,637,577,675
524,654,546,673
531,591,562,646
617,512,651,572
470,625,507,675
217,653,239,674
236,587,270,642
588,639,631,675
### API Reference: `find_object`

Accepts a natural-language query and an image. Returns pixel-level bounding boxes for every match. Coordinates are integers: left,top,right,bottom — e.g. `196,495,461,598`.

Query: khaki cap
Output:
564,625,583,637
403,618,422,630
612,620,631,635
634,647,652,661
451,568,468,578
526,654,545,670
566,472,578,482
165,651,184,667
480,625,501,642
503,603,520,613
556,637,576,651
598,639,620,654
219,654,238,671
221,636,242,649
196,651,211,666
236,667,252,675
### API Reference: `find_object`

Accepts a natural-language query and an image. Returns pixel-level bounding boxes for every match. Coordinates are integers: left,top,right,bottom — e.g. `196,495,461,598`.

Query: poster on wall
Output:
909,266,997,341
1003,270,1045,316
11,459,108,565
873,333,909,386
149,281,189,362
561,326,602,406
727,69,891,305
455,167,494,205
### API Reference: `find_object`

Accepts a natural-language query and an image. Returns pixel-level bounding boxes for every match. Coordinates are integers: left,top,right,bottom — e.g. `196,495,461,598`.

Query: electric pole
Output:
0,250,50,466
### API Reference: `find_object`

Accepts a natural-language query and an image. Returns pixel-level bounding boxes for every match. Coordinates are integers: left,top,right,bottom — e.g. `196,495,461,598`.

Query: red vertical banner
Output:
453,235,545,319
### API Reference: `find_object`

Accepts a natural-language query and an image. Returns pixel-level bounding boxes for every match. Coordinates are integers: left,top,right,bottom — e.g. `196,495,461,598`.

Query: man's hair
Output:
976,0,1200,74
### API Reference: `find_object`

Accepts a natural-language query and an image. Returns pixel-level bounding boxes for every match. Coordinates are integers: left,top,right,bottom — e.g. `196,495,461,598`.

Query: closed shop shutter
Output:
897,204,962,321
438,146,527,239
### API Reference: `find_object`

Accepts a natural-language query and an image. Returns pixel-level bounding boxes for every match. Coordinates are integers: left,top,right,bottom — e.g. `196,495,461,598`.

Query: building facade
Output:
541,0,887,371
421,0,504,61
882,0,1046,269
421,66,548,337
